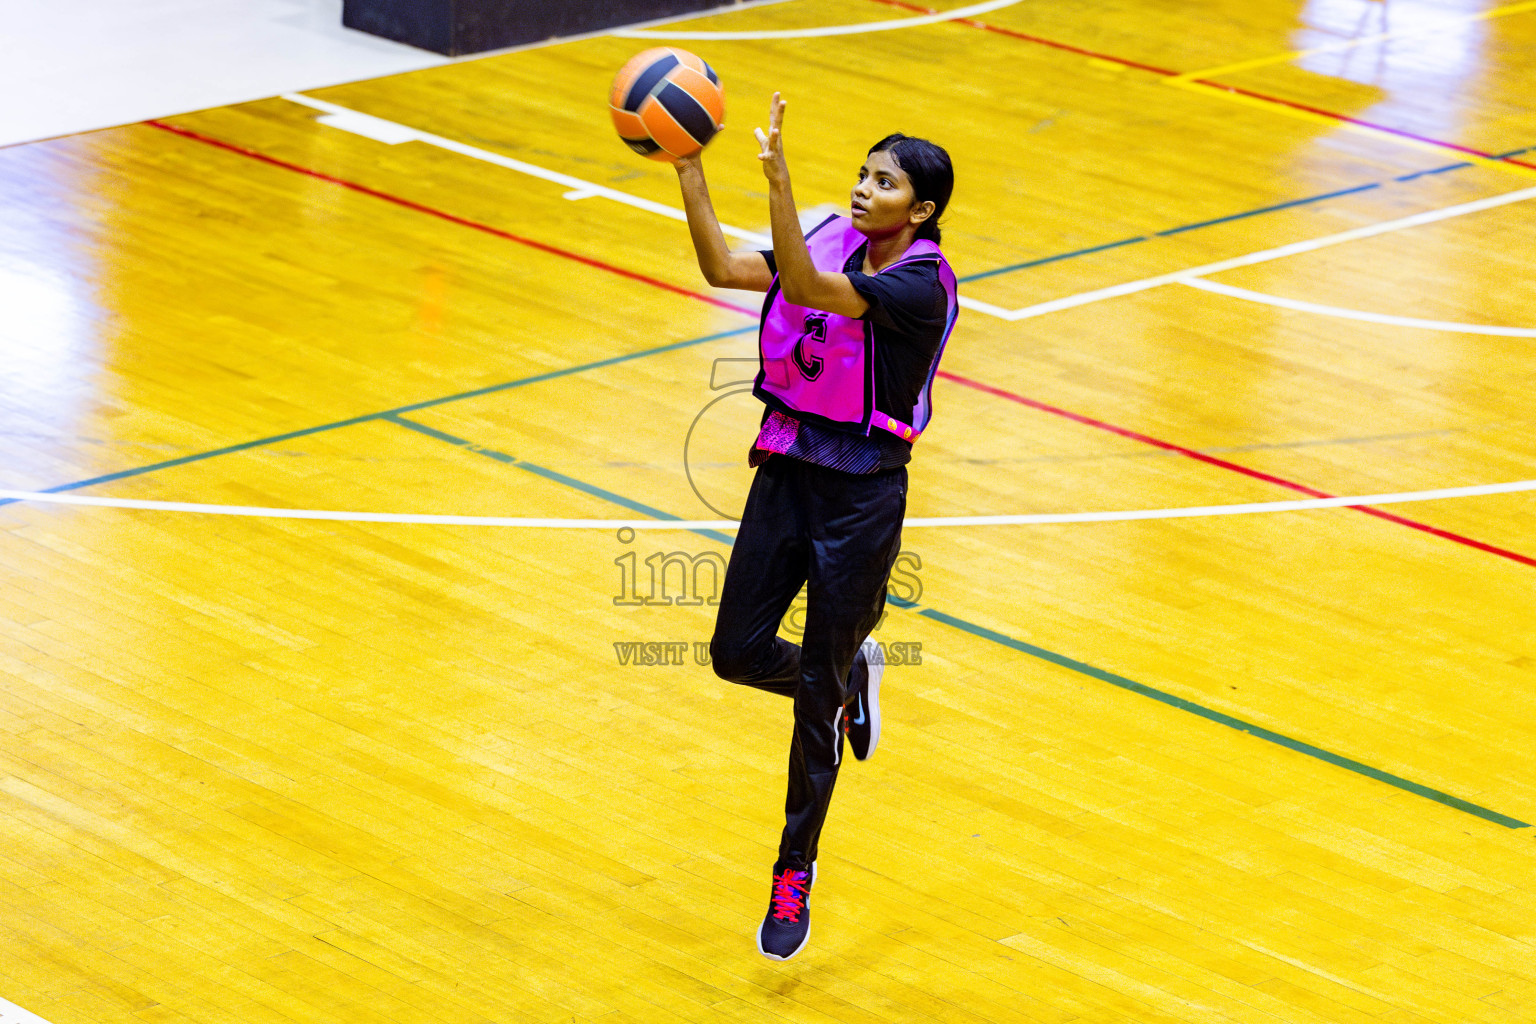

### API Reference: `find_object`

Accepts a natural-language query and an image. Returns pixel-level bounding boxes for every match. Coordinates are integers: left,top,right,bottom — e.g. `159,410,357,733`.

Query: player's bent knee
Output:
709,638,758,682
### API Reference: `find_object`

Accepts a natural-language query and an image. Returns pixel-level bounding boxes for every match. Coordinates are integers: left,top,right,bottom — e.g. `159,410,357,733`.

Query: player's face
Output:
850,150,927,238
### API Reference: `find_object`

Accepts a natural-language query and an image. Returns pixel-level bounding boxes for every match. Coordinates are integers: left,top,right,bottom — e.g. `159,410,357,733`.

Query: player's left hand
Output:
755,93,788,185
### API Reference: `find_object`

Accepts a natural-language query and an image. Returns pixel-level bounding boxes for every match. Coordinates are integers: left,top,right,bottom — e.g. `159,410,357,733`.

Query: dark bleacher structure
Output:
344,0,739,55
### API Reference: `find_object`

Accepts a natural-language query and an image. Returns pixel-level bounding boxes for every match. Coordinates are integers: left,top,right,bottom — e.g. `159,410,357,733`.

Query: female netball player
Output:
673,93,957,962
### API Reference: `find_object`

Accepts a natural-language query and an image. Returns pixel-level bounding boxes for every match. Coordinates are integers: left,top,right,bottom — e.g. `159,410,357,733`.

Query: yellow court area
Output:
4,0,1536,1020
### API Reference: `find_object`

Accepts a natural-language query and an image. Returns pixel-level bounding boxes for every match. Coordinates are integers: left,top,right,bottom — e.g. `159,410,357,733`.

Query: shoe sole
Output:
756,921,811,961
756,862,815,961
856,643,882,761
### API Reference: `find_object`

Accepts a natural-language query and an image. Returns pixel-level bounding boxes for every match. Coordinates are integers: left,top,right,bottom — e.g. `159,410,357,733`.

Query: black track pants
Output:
709,454,907,869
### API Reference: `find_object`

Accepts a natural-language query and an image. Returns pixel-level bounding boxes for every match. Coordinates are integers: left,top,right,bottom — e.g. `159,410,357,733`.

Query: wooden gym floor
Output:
2,1,1535,1020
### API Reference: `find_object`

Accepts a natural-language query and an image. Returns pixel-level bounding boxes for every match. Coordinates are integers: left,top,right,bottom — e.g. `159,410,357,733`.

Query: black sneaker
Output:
756,861,815,961
843,640,883,761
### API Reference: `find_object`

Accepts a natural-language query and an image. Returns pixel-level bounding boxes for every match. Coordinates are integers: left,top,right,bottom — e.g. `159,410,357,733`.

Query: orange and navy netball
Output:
609,48,724,162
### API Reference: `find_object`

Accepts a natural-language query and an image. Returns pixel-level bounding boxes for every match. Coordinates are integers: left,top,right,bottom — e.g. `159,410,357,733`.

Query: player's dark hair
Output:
868,133,953,244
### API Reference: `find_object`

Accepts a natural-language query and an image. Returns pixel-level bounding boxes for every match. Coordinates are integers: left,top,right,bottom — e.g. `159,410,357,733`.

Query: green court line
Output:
386,424,1528,831
383,413,736,545
0,325,754,507
5,319,1521,829
915,606,1529,829
958,142,1535,284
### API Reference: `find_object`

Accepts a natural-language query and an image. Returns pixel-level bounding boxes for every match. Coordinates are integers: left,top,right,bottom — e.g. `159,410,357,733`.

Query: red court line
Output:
1208,84,1536,170
938,370,1536,569
146,118,1531,568
868,0,1536,172
145,120,759,318
869,0,1179,74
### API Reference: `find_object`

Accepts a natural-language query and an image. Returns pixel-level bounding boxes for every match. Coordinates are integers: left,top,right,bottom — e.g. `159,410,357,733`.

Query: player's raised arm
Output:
756,93,869,318
674,149,774,292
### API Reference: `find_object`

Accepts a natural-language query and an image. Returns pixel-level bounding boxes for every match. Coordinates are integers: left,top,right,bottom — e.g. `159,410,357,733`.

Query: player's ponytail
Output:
867,134,953,244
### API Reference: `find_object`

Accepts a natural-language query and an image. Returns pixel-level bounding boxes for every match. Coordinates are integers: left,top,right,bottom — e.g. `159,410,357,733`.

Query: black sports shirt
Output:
753,245,949,473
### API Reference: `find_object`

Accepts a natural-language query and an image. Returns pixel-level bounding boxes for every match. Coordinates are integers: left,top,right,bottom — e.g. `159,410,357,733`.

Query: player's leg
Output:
785,462,905,860
843,635,885,762
710,454,808,698
758,463,905,960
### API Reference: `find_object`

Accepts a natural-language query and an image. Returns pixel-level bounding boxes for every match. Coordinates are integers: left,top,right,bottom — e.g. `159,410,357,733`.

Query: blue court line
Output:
0,326,755,508
8,333,1518,826
1151,182,1381,237
959,236,1149,282
383,413,736,545
958,144,1536,285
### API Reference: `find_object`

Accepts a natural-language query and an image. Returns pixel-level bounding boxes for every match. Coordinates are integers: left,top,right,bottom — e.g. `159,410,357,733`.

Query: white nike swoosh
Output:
852,696,866,726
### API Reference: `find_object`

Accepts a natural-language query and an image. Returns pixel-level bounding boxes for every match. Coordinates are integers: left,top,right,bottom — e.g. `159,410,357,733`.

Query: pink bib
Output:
754,215,958,442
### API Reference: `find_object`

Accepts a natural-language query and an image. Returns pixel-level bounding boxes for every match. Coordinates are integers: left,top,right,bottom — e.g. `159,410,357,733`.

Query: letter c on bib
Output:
791,314,828,381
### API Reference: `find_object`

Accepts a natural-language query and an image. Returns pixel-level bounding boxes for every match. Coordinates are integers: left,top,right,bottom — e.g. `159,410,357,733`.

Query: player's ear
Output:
910,200,936,227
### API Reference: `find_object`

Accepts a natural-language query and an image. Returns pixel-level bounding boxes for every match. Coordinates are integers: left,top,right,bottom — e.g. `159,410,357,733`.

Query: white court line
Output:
993,185,1536,321
0,995,53,1024
282,93,1007,319
3,480,1532,529
614,0,1025,39
281,93,771,247
1179,278,1536,337
284,93,1536,326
